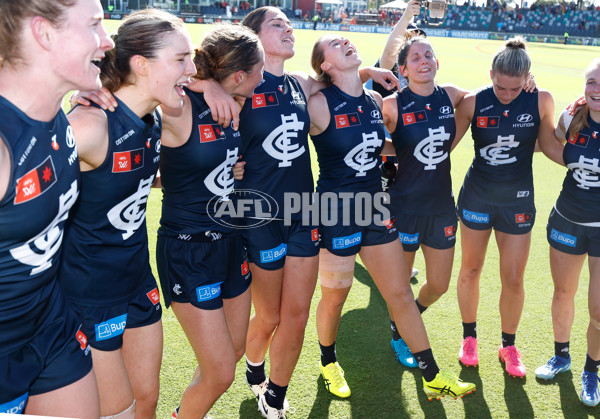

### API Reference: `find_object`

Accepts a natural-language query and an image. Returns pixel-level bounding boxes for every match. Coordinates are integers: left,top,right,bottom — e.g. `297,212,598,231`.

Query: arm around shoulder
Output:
451,91,475,151
0,136,10,201
537,90,566,166
67,106,109,171
308,92,330,136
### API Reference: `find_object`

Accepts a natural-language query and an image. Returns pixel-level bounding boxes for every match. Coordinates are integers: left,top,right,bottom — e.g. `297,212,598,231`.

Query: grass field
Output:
101,19,600,418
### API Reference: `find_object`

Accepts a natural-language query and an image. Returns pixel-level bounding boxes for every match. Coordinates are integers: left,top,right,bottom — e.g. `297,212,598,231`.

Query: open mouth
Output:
175,81,189,97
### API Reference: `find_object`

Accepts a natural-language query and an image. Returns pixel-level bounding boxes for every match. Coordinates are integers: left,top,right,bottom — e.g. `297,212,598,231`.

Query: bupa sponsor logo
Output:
462,209,489,224
260,243,287,263
398,231,419,244
0,392,28,414
14,156,57,205
332,232,362,249
207,189,279,229
550,228,576,247
196,282,223,302
95,314,127,341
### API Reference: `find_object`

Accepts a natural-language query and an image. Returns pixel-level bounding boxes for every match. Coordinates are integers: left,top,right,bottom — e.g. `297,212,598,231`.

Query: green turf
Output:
102,19,599,418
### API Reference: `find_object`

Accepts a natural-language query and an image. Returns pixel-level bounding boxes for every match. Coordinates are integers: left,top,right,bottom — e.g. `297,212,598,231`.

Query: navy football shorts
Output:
243,219,320,270
0,282,92,412
70,275,162,351
457,183,536,234
547,208,600,257
157,231,251,309
394,208,457,252
320,216,397,257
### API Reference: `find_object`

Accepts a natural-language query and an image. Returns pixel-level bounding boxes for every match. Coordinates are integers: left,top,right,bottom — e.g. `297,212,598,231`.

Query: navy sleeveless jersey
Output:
0,96,79,355
388,85,456,215
555,113,600,223
311,86,386,194
59,98,161,305
160,89,242,234
237,72,313,220
464,86,540,204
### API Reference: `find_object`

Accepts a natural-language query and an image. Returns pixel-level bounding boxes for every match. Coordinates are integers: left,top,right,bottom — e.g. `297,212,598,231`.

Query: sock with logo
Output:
390,320,402,341
463,322,477,339
584,353,600,374
246,357,266,386
555,341,570,359
265,379,287,410
320,341,337,367
501,332,515,348
415,299,427,314
413,348,440,382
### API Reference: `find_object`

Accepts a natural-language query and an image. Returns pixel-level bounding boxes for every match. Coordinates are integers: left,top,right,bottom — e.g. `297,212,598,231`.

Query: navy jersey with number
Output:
160,89,242,234
555,112,600,223
389,85,456,215
311,86,386,195
0,96,79,356
464,86,540,204
59,98,161,305
237,72,313,220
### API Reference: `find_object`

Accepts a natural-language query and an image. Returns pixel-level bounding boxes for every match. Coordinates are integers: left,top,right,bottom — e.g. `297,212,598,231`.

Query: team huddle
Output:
1,0,600,418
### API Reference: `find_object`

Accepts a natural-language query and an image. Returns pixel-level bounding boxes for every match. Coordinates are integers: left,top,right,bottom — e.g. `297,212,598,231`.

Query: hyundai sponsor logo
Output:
516,113,533,123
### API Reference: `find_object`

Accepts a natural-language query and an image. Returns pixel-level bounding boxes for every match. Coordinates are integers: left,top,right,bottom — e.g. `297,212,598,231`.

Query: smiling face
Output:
584,62,600,116
399,41,437,84
490,71,527,105
318,35,362,73
52,0,114,91
143,29,196,109
257,9,295,60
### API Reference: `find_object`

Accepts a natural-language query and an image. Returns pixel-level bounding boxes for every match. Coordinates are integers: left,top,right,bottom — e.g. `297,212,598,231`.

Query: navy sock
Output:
555,341,570,359
265,379,287,410
463,322,477,339
414,348,439,382
415,299,428,314
501,332,515,348
390,320,401,340
584,353,600,374
319,341,337,367
246,359,266,386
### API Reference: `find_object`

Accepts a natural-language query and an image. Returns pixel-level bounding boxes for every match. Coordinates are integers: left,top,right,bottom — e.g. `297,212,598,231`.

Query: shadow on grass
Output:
307,262,451,418
238,396,260,418
499,362,533,418
460,365,492,419
535,369,600,419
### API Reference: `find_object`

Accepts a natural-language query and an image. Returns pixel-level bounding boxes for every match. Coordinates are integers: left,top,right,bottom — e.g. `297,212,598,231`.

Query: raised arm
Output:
187,78,241,130
452,90,475,151
537,90,566,166
379,0,422,71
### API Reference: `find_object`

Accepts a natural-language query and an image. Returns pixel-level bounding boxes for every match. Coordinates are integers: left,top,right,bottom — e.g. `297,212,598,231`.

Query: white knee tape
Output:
319,249,356,289
100,399,135,419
